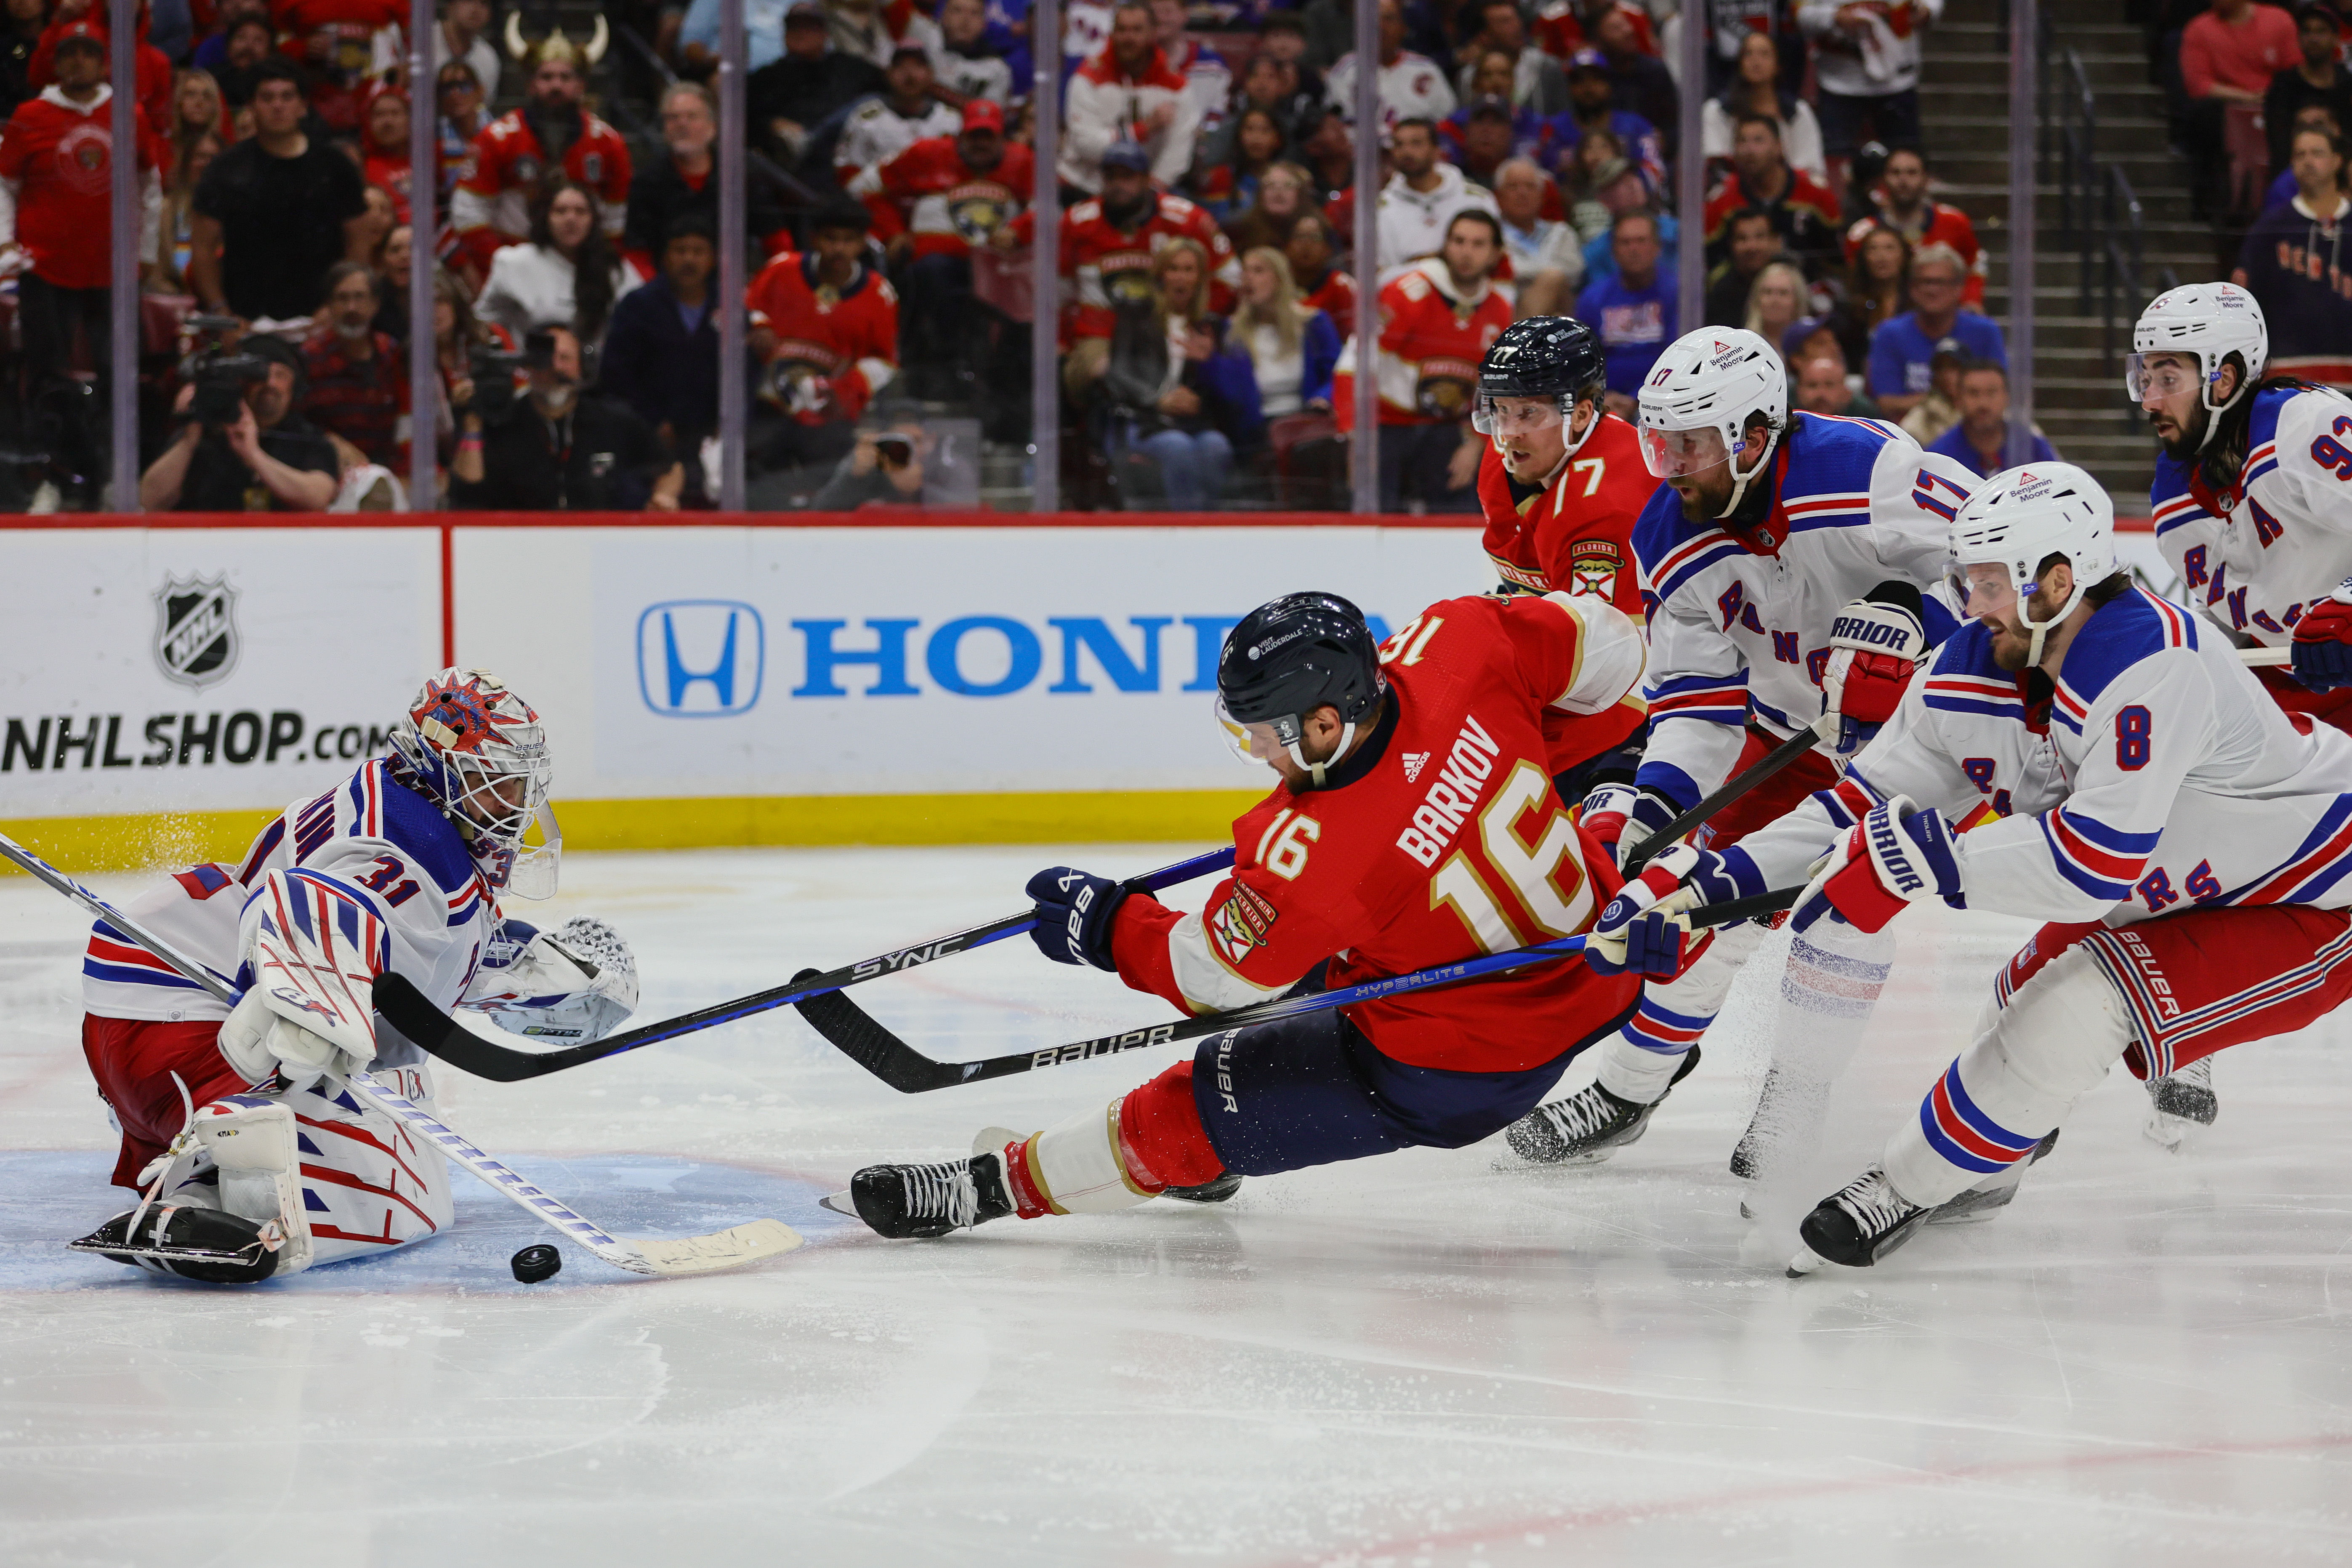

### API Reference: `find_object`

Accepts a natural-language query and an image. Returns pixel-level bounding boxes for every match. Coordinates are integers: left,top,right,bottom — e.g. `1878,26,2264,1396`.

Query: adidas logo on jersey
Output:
1402,751,1429,782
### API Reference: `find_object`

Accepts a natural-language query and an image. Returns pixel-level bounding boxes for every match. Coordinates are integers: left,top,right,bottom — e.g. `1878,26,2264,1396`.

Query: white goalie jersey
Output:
81,758,622,1054
2152,383,2352,645
1716,588,2352,926
1630,412,1977,811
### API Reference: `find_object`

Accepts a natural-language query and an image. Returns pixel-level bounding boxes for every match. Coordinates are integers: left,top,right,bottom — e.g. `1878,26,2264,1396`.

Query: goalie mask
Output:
387,669,560,899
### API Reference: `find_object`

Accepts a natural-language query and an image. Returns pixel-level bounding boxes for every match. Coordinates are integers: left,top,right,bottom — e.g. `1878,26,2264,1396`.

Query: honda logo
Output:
636,601,764,717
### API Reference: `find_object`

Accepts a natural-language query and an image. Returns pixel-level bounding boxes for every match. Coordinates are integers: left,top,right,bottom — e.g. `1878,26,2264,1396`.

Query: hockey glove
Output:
1819,583,1928,756
1579,782,1682,869
1027,866,1130,971
1583,844,1737,980
466,916,641,1043
1791,795,1961,935
2292,578,2352,690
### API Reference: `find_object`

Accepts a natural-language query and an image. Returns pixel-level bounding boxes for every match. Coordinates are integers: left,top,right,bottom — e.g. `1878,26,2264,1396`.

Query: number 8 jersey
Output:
1109,592,1650,1073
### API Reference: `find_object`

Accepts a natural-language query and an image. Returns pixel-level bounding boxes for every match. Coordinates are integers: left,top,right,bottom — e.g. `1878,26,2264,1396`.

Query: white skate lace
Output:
902,1159,981,1230
1538,1084,1633,1145
1832,1169,1919,1236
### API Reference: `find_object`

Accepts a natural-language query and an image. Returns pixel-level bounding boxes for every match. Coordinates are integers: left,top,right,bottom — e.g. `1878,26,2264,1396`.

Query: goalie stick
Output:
373,845,1238,1083
793,886,1805,1094
0,829,801,1279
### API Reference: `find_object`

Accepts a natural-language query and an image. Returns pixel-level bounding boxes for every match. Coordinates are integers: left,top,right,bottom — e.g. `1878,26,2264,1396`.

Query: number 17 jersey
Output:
1108,592,1650,1073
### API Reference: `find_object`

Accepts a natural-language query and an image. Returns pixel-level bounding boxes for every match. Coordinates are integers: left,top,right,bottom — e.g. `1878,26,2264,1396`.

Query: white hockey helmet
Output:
388,668,561,899
2127,282,2268,423
1636,327,1788,516
1947,462,2118,667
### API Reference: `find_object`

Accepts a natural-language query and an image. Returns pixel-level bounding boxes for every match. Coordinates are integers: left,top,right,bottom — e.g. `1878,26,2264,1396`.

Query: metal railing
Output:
2039,24,2180,428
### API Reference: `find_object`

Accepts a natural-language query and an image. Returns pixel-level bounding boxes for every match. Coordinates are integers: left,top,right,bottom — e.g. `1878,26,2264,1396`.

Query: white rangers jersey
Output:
2151,383,2352,646
833,96,960,185
82,759,539,1047
1718,588,2352,927
1631,411,1977,811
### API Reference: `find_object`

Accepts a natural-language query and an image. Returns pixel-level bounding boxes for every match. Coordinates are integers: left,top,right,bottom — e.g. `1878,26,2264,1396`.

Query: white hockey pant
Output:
1738,918,1898,1179
168,1064,453,1272
1884,945,2133,1209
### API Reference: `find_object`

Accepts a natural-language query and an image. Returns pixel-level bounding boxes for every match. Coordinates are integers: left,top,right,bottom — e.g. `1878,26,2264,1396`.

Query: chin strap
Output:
2192,372,2253,455
2020,577,2090,669
1715,428,1781,520
1290,720,1357,788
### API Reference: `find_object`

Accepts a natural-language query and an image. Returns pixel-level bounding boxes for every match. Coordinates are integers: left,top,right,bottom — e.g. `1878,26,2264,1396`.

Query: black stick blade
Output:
375,973,589,1083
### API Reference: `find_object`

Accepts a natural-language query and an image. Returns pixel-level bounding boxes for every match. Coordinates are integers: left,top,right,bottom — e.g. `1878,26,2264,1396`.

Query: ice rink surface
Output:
6,845,2352,1567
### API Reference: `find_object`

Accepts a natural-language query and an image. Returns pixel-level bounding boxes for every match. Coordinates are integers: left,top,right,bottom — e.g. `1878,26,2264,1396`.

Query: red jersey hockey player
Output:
838,588,1655,1239
745,199,899,473
1471,315,1653,800
1472,315,1650,618
451,25,629,273
1335,209,1512,512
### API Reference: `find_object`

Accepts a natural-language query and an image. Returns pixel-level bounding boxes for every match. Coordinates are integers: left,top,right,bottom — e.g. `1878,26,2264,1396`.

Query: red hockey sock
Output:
1117,1061,1227,1188
997,1136,1052,1219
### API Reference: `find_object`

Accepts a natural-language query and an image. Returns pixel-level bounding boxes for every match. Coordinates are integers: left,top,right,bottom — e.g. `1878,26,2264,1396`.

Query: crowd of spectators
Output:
0,0,2022,514
2152,0,2352,390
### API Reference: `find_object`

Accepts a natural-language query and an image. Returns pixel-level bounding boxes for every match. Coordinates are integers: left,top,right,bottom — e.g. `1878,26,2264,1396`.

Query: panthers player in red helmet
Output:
836,589,1656,1240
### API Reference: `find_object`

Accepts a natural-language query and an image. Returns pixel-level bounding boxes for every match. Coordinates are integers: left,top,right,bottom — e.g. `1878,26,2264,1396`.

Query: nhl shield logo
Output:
153,573,240,689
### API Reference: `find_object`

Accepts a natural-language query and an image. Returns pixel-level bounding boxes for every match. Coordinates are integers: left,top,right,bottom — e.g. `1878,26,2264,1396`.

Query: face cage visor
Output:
1948,557,2024,621
1471,392,1572,437
1638,423,1732,480
1215,695,1301,768
2123,351,2211,405
441,745,558,896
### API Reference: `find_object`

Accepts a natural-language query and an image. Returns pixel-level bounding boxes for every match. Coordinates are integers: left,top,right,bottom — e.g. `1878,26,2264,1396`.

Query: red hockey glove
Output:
1819,583,1928,756
1791,795,1962,935
2292,578,2352,691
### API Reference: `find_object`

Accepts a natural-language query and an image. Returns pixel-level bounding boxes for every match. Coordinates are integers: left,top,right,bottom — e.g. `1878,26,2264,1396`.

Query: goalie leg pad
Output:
196,1095,316,1276
274,1067,455,1266
1882,945,2129,1209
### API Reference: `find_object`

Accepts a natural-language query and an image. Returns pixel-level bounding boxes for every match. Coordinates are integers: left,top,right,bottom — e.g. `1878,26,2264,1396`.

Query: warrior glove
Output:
1792,795,1961,935
1820,583,1928,756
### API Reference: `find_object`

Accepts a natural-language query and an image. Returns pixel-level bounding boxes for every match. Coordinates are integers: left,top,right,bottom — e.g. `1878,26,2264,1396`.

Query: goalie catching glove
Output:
1791,794,1962,934
466,916,640,1042
1819,581,1928,756
1582,844,1739,980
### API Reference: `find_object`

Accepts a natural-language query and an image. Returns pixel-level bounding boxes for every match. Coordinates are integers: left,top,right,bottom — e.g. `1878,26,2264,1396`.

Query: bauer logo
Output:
637,601,765,717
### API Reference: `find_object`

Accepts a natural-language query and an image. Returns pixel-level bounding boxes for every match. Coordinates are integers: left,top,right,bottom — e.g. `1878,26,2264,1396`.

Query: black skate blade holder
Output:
67,1233,275,1269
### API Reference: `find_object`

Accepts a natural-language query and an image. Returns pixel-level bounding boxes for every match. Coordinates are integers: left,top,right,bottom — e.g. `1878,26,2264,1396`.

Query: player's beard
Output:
2148,399,2208,463
1102,187,1150,226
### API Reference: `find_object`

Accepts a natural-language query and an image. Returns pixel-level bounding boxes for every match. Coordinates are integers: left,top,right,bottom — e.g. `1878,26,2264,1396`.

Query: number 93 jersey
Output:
2152,383,2352,645
1109,593,1650,1074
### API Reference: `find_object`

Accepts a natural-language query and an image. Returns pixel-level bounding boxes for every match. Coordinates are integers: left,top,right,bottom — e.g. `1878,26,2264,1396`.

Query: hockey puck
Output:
510,1243,562,1283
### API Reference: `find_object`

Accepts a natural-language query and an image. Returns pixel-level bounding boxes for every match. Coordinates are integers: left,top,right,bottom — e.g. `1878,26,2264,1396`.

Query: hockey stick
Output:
793,885,1805,1094
372,844,1236,1084
2240,647,2292,666
1620,712,1837,876
0,829,800,1278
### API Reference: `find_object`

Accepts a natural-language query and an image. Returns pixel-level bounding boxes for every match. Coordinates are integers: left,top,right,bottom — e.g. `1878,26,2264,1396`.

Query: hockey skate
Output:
72,1201,285,1284
2143,1057,2217,1148
835,1149,1018,1238
1505,1047,1701,1166
1924,1129,2060,1225
1788,1167,1930,1273
1162,1171,1243,1203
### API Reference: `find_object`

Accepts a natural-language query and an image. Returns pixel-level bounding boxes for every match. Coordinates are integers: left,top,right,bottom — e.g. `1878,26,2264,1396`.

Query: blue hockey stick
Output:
793,885,1803,1093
